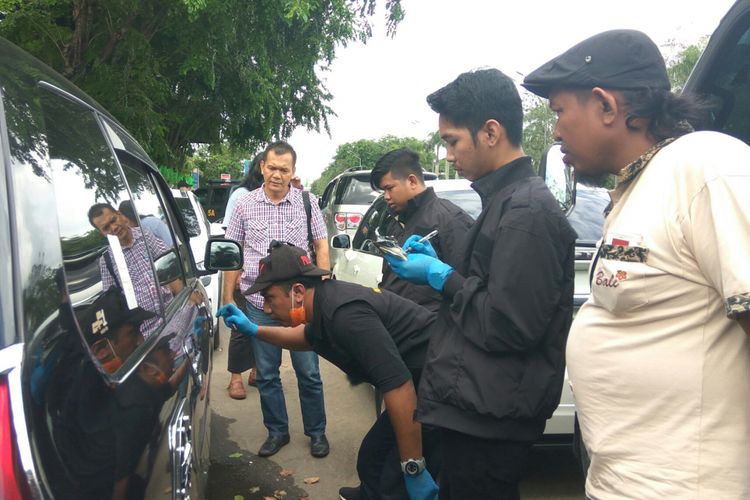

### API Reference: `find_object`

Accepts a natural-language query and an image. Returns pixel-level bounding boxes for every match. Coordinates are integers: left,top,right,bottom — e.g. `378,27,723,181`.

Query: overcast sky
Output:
289,0,737,184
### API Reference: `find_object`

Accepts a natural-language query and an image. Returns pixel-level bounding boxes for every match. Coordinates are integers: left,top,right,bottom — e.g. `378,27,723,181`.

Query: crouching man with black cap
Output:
217,242,440,500
523,30,750,498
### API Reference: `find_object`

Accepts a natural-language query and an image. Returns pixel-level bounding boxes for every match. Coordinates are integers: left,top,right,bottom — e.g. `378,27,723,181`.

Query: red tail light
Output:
0,376,24,500
334,213,347,231
334,212,363,231
346,213,362,229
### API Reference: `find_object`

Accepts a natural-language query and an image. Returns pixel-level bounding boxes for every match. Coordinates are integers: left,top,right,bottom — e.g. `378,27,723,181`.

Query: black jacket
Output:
415,157,576,441
380,187,473,313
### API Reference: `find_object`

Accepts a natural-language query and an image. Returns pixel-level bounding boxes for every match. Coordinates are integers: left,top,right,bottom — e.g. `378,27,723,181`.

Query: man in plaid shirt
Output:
89,203,173,340
223,141,330,458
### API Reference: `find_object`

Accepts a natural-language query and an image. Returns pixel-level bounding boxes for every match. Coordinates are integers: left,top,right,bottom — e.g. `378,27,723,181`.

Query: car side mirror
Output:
204,238,243,271
154,249,182,286
538,143,576,215
331,234,351,249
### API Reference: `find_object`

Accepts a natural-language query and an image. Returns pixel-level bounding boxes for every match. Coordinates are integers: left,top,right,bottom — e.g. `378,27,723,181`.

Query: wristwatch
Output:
400,457,426,476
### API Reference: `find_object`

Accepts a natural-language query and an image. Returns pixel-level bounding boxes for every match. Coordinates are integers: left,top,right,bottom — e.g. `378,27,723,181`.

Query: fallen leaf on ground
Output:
273,490,287,498
234,496,244,500
303,477,320,485
228,452,243,458
264,497,275,500
249,486,260,493
279,468,294,477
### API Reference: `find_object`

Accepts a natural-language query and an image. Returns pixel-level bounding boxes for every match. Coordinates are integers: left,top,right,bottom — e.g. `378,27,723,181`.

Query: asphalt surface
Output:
207,322,585,499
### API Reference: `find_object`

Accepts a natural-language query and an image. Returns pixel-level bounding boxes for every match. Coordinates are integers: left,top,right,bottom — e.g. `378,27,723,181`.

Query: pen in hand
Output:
405,230,438,253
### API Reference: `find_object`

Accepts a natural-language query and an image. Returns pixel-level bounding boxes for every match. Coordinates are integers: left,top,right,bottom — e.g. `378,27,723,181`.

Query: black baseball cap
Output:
80,286,156,345
248,242,330,294
522,30,670,98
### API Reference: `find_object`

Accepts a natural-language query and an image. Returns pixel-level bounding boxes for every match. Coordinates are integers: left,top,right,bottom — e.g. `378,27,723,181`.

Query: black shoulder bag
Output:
301,191,317,264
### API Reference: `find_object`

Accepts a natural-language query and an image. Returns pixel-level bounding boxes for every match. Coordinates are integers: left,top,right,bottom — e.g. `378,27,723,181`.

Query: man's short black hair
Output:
88,202,117,227
264,141,297,166
370,148,425,191
427,68,523,147
177,180,190,189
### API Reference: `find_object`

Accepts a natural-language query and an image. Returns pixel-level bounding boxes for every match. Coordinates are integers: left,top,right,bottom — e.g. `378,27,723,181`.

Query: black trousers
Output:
226,290,255,373
439,428,532,500
358,410,442,500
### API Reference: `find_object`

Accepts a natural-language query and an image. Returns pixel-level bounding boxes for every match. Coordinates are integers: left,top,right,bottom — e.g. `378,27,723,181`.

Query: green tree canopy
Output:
0,0,403,170
311,135,436,194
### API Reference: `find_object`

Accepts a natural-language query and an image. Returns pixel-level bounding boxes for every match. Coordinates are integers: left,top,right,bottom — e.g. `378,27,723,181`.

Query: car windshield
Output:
438,190,482,219
567,187,609,243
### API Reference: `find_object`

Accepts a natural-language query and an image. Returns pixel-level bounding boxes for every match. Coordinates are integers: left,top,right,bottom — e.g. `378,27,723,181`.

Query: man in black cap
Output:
384,68,576,499
524,29,750,498
216,242,440,500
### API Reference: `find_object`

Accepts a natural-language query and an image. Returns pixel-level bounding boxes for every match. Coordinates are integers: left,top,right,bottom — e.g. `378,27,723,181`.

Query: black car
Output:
0,37,231,499
194,180,240,222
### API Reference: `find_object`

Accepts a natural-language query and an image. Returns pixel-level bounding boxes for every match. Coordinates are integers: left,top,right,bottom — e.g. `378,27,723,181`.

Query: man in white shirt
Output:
524,30,750,499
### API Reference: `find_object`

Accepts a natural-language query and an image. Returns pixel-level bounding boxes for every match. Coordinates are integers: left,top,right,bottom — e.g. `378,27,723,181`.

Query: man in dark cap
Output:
385,68,577,499
524,29,750,498
216,242,440,500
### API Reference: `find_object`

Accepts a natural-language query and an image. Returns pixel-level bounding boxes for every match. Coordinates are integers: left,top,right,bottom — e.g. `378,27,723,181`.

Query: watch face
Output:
405,460,420,475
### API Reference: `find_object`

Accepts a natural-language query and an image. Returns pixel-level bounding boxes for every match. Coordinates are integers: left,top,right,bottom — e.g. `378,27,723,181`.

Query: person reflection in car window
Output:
117,199,173,247
88,203,176,339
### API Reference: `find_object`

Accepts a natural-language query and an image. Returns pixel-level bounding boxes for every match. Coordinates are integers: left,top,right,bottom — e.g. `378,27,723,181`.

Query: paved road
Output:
208,323,585,499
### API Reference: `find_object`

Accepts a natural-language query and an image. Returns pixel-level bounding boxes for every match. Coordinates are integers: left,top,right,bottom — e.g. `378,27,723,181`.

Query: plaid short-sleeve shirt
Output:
225,186,327,309
99,227,171,338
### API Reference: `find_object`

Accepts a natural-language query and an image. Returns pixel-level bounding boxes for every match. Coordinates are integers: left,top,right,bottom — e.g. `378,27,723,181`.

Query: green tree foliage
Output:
311,135,435,194
185,142,252,182
666,37,709,92
0,0,403,171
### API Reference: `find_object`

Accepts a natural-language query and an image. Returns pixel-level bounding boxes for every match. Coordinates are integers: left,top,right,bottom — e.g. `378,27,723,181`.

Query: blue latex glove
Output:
385,253,453,292
404,469,439,500
402,234,438,259
216,304,258,337
192,316,208,337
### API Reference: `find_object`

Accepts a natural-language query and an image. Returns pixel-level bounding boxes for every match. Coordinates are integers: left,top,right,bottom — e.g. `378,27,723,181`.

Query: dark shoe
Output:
310,434,329,458
338,485,360,500
258,434,289,457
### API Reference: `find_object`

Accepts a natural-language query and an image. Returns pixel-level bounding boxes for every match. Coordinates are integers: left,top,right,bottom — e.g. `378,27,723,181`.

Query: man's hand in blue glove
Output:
402,234,437,259
404,469,439,500
216,304,258,337
385,253,453,292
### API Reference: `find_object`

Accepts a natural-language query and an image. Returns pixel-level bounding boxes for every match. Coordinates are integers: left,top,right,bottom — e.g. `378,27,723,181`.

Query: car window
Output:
567,187,609,243
335,174,379,205
174,197,201,237
695,17,750,144
353,198,389,254
38,89,176,379
320,179,337,209
437,189,482,219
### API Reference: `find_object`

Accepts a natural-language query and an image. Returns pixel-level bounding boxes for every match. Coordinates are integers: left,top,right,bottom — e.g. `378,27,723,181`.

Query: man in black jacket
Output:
372,148,473,313
386,68,577,499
